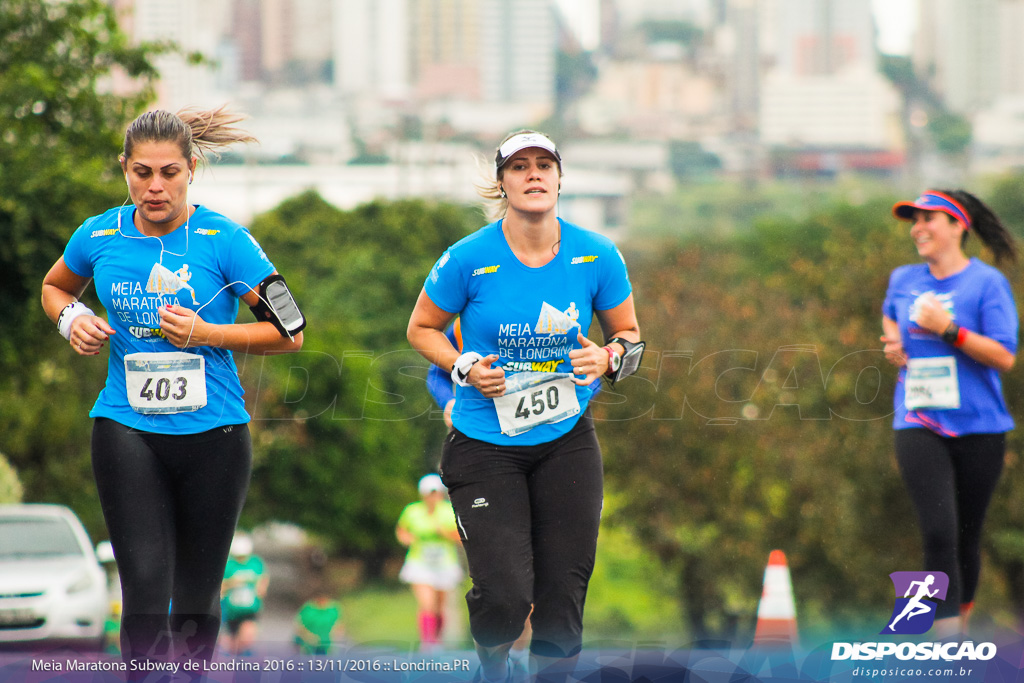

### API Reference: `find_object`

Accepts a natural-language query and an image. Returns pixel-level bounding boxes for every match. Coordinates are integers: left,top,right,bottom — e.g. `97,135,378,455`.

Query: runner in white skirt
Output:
396,474,464,650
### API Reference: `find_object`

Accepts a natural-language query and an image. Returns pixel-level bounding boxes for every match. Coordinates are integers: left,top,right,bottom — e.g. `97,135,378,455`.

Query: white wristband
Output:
451,352,484,387
57,302,95,341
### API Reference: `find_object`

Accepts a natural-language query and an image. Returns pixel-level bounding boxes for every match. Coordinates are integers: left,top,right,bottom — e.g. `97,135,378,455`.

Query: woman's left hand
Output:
569,332,608,386
160,304,210,348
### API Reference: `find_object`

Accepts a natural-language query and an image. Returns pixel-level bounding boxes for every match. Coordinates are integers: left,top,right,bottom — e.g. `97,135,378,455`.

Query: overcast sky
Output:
871,0,918,55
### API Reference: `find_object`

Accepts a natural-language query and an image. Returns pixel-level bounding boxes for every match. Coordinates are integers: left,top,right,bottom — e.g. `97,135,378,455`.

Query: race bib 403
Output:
124,351,207,414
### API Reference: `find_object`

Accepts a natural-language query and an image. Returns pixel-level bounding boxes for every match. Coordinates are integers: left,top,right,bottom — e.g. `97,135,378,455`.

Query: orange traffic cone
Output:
753,549,799,647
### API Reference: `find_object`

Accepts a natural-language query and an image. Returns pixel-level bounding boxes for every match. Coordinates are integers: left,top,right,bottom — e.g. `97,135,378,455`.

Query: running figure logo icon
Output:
881,571,949,635
146,262,199,304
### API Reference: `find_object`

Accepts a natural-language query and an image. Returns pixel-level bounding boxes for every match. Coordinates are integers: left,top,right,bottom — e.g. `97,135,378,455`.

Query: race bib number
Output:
905,356,960,411
493,372,580,437
421,544,447,567
124,352,207,414
228,586,257,609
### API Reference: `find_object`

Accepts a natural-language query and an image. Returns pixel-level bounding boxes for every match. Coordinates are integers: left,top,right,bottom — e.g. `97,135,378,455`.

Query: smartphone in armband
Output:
266,279,305,334
608,337,645,384
251,273,307,337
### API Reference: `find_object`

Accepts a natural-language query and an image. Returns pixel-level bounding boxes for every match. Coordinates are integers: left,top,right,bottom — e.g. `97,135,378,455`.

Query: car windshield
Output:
0,517,83,559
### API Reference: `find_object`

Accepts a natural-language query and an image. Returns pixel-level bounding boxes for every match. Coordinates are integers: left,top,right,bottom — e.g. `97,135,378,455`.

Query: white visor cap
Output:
230,534,253,557
418,474,446,496
495,133,561,170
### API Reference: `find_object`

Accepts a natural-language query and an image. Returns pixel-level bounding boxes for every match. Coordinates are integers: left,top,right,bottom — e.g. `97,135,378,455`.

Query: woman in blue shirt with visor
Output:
41,107,305,673
882,189,1017,637
408,130,643,683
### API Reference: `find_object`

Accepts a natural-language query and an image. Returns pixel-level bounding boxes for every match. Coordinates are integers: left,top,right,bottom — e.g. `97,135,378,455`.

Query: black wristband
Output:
941,322,960,345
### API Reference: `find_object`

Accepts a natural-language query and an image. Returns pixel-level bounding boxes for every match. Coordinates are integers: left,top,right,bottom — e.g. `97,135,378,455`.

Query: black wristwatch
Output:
941,322,960,346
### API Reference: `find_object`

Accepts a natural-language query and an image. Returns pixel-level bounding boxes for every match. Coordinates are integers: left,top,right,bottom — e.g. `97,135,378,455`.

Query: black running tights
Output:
894,429,1005,619
91,418,252,667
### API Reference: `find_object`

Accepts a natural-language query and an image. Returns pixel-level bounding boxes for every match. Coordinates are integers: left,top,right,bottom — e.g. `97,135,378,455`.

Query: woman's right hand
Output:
70,315,114,356
468,354,506,397
881,334,906,367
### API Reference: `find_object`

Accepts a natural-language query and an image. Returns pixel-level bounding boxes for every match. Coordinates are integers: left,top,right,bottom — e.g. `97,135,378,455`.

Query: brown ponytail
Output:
123,105,257,164
938,188,1018,265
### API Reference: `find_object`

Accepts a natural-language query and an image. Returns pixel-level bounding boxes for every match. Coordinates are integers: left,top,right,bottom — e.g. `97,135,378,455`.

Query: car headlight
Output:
67,571,96,595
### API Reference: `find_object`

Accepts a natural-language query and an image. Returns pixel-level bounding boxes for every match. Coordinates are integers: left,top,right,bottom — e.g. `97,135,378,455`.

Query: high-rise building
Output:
412,0,481,100
998,0,1024,97
724,0,761,130
333,0,410,99
257,0,333,84
758,0,901,151
914,0,1001,114
130,0,227,109
231,0,263,83
771,0,875,76
477,0,556,106
410,0,555,110
964,1,1024,153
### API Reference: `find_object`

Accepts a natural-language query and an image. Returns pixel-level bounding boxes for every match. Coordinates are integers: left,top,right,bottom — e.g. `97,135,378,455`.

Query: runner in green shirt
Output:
220,534,268,656
396,474,464,651
294,589,344,655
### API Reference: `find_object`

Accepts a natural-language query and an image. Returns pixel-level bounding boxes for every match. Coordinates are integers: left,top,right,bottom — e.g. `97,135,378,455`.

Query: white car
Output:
0,504,109,649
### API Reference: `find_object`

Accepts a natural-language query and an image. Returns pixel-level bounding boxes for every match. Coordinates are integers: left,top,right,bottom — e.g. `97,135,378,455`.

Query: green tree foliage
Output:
879,54,973,160
0,0,160,335
238,192,481,571
668,141,722,180
598,191,1024,641
0,452,24,504
637,20,703,47
0,0,160,534
928,112,973,156
975,174,1024,617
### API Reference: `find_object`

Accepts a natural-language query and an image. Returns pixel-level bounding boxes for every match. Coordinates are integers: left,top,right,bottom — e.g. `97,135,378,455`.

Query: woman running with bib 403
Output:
882,189,1017,637
40,107,306,673
407,131,643,683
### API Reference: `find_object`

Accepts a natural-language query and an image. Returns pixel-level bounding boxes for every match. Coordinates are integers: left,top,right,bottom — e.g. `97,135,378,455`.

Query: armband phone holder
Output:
250,273,306,337
607,337,645,384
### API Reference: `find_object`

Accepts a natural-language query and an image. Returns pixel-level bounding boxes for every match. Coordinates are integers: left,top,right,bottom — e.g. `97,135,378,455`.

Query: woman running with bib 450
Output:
40,107,306,673
407,131,643,683
882,189,1017,637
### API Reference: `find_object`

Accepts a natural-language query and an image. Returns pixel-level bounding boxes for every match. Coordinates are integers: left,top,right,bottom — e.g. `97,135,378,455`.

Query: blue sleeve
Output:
426,324,458,407
63,221,98,278
225,227,276,297
882,269,900,320
423,249,467,313
594,244,632,311
979,274,1018,352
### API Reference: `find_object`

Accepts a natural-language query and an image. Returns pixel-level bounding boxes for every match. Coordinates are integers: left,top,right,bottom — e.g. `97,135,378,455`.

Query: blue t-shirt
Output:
883,258,1017,436
63,205,276,434
424,218,632,445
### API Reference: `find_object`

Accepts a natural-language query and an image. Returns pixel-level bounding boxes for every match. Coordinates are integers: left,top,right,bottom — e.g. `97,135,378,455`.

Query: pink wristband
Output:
603,346,616,377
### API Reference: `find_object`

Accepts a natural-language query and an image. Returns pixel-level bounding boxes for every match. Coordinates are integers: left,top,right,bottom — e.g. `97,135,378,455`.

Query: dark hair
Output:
936,189,1017,265
122,105,256,165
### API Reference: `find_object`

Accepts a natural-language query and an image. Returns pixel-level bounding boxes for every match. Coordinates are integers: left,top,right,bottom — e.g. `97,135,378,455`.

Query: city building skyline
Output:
112,0,1024,187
